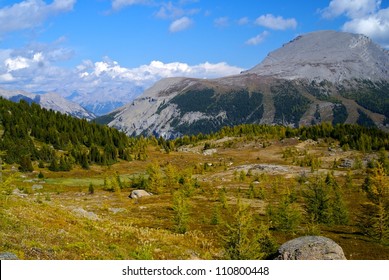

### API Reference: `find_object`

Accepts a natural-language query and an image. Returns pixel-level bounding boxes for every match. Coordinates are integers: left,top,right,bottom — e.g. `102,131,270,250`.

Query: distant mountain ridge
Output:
99,30,389,138
0,88,95,120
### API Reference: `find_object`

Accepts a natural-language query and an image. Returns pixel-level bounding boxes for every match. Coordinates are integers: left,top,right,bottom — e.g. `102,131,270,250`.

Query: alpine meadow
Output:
1,0,389,261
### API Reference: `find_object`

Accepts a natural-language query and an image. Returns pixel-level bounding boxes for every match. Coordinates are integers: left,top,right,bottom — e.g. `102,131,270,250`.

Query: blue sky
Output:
0,0,389,108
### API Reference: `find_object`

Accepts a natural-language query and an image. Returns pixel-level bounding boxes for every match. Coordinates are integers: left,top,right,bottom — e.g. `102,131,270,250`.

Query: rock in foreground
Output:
274,236,346,260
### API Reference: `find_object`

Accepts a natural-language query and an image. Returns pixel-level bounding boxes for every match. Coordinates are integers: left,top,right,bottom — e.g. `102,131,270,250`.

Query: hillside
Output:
0,98,145,170
100,31,389,138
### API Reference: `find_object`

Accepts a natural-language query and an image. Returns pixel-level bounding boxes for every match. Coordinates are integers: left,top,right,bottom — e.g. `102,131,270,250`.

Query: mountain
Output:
0,88,95,120
66,86,144,116
100,30,389,138
245,30,389,82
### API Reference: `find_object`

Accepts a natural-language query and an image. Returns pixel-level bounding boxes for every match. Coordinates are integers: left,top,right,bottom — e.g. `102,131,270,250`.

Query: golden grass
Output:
1,137,389,259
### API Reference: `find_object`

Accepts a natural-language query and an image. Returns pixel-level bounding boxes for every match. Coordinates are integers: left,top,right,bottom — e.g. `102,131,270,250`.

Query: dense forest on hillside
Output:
0,98,147,171
161,123,389,154
1,97,389,173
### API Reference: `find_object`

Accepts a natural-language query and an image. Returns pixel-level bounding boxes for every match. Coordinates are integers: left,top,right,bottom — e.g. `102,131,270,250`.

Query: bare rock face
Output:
274,236,347,260
246,30,389,83
129,189,152,199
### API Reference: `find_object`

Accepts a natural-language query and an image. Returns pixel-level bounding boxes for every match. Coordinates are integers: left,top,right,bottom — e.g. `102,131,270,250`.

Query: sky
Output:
0,0,389,108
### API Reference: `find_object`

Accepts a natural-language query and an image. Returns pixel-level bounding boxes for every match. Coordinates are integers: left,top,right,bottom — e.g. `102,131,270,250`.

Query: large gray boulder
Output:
0,252,19,260
129,189,152,199
274,236,346,260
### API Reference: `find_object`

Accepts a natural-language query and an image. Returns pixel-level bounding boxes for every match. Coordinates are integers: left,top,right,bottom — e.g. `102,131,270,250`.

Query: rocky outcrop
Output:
274,236,347,260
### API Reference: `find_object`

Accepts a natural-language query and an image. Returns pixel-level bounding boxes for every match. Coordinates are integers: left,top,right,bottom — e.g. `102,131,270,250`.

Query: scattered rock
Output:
274,236,346,260
0,252,19,260
109,208,126,214
338,158,354,168
203,148,217,156
32,184,43,190
72,207,99,221
129,190,152,199
12,188,27,198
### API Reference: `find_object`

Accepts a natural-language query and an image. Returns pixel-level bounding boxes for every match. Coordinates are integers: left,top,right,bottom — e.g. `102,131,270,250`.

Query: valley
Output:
1,125,389,260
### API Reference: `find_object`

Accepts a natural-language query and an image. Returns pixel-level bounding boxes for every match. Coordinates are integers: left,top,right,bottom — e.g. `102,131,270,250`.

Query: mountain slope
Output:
0,88,95,120
102,30,389,138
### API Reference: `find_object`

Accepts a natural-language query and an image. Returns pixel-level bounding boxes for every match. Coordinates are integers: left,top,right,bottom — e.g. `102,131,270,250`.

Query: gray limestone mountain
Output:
99,30,389,138
0,88,95,120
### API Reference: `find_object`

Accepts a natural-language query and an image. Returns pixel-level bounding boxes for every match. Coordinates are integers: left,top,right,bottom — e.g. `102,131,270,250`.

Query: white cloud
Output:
245,31,269,46
111,0,150,11
321,0,381,19
321,0,389,47
214,17,229,28
169,16,193,32
155,1,199,19
342,8,389,46
237,17,249,26
0,44,244,107
255,14,297,30
0,0,76,34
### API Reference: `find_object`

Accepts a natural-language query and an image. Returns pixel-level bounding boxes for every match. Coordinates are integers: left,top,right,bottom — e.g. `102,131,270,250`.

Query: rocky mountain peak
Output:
246,30,389,83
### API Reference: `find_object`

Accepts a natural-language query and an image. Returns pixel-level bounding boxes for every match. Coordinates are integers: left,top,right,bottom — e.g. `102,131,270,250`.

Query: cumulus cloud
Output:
321,0,381,19
169,16,193,32
255,14,297,30
0,0,76,34
0,43,244,107
321,0,389,47
245,31,269,46
155,1,199,19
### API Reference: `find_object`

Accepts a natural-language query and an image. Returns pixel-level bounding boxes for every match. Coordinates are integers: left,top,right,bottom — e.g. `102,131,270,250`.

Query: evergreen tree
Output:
303,175,333,225
359,163,389,242
222,198,276,260
18,155,34,172
267,191,302,233
48,156,59,172
172,190,190,234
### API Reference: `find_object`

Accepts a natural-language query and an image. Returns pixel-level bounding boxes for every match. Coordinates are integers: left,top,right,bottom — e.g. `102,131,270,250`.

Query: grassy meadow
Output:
1,134,389,260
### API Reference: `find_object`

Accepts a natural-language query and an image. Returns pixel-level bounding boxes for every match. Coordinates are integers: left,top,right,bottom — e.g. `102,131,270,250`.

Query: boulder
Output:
72,208,99,221
129,189,152,199
274,236,346,260
0,252,19,260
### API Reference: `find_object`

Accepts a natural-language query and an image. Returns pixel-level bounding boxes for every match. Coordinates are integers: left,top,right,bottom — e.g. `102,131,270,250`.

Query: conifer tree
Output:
359,163,389,242
18,155,34,172
222,198,276,260
172,190,190,234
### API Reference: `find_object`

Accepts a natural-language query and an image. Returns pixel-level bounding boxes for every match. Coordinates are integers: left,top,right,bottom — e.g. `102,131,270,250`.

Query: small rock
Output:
32,184,43,190
129,190,152,199
203,149,217,156
72,208,99,221
274,236,346,260
338,158,354,168
109,208,126,214
12,188,28,198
